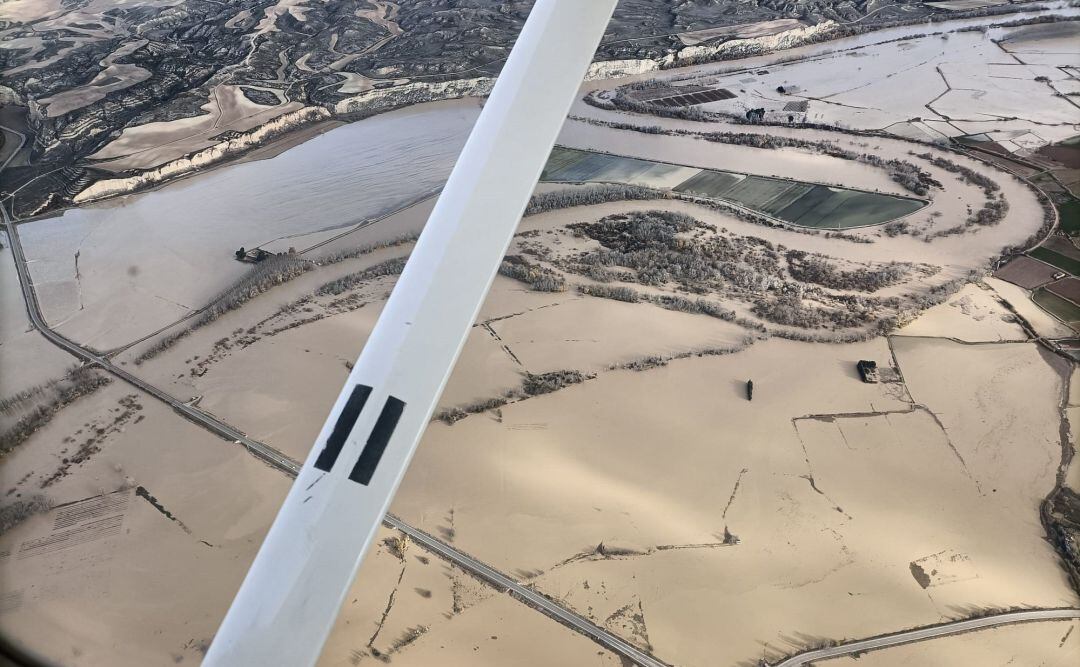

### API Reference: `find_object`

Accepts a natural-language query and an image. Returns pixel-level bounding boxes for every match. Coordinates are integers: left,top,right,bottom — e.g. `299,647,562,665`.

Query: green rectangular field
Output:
673,170,742,197
1060,198,1080,236
543,146,925,229
720,177,810,211
773,185,835,222
545,147,681,187
541,147,586,179
818,191,924,229
760,182,817,216
1042,235,1080,261
1033,287,1080,325
1030,246,1080,276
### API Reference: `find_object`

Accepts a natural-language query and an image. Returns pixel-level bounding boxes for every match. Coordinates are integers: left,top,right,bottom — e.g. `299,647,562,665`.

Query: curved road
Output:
772,608,1080,666
0,178,666,667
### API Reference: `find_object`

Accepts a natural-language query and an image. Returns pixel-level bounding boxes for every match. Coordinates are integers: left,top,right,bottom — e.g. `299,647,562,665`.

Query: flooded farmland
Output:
542,146,926,228
18,100,482,348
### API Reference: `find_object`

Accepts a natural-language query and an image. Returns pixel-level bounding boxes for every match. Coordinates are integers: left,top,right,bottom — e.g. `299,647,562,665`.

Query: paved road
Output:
772,608,1080,666
383,514,667,667
4,213,298,473
1,185,667,667
6,187,1074,667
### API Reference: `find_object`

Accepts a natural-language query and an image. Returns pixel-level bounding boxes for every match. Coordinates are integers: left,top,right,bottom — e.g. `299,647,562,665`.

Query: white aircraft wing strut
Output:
203,1,619,664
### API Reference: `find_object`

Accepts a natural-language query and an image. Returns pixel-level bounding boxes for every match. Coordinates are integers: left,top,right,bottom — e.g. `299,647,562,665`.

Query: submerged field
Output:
2,7,1079,667
542,146,925,229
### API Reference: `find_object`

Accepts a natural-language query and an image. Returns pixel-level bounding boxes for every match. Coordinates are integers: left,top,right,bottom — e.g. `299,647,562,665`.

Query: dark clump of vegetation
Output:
198,255,315,326
785,251,910,293
134,254,317,364
435,370,591,425
1042,487,1080,596
647,294,735,320
569,209,701,252
133,328,190,365
1000,188,1057,257
435,395,514,425
316,233,418,265
315,257,408,296
925,195,1009,240
577,284,641,303
968,196,1009,227
584,89,717,123
911,152,999,196
612,338,756,372
568,210,783,294
0,495,52,536
752,294,825,329
522,370,588,396
883,220,911,237
0,367,110,456
499,255,566,292
525,184,665,215
702,132,939,196
564,209,897,333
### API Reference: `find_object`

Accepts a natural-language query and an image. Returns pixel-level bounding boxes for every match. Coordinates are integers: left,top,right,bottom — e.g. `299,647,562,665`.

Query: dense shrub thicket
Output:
584,90,717,122
578,283,641,302
499,255,566,292
315,257,408,296
525,184,665,215
785,251,910,293
134,254,317,363
568,210,783,293
0,495,52,536
911,152,999,196
565,210,906,333
316,233,418,265
435,370,590,424
702,132,940,196
522,370,587,396
197,255,315,326
0,367,109,455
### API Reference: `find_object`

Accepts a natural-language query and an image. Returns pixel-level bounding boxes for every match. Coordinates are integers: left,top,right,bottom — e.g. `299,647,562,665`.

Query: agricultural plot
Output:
670,169,742,196
1033,287,1080,327
1043,235,1080,261
649,88,737,107
677,173,923,229
712,177,813,212
1030,245,1080,276
784,188,926,229
542,147,698,188
626,85,736,107
1060,198,1080,236
994,255,1062,289
543,147,924,229
1047,277,1080,305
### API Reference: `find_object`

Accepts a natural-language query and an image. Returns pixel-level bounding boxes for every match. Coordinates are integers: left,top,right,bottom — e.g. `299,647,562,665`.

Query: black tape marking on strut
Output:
313,384,372,472
349,396,405,485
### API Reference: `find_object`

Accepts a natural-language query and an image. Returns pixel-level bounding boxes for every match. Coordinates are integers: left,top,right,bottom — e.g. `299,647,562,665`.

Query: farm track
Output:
771,608,1080,666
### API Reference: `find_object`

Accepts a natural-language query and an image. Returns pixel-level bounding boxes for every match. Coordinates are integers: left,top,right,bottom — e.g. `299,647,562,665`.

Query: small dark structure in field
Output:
857,360,880,383
746,379,754,401
235,247,271,263
745,107,765,122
